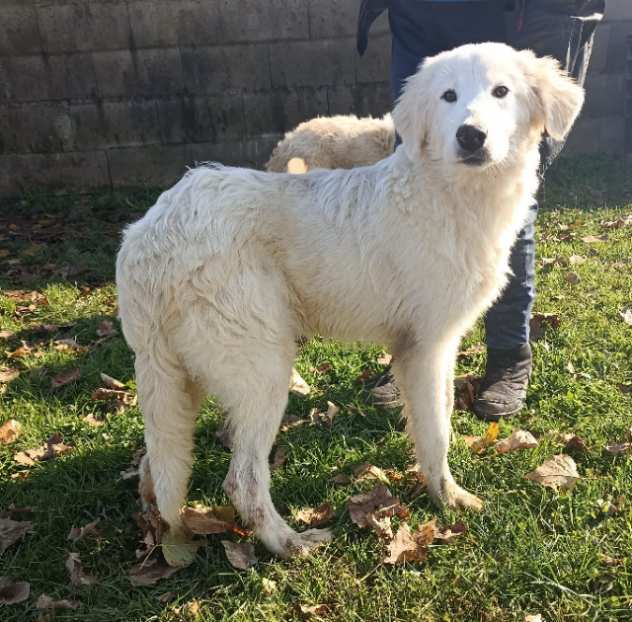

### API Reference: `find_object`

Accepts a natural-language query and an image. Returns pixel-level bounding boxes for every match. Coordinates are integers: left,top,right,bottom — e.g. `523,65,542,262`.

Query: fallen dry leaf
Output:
347,485,409,536
308,401,340,427
67,520,100,543
280,414,308,432
0,517,33,554
0,329,15,339
129,556,179,586
222,541,257,570
161,530,200,568
620,309,632,326
581,234,607,244
384,520,437,565
465,422,500,454
82,413,105,428
51,368,81,389
96,319,117,337
525,454,579,491
0,419,22,445
261,577,277,596
35,594,80,610
530,313,560,342
601,215,632,229
299,603,331,617
568,254,586,266
353,462,390,485
454,374,480,411
495,429,538,454
91,386,136,412
65,552,97,587
377,352,392,366
14,433,73,466
294,503,334,528
435,521,467,544
289,369,311,396
524,615,543,622
564,271,580,284
0,577,30,605
0,368,20,383
605,442,631,455
330,472,352,486
562,434,588,452
181,504,239,535
53,338,88,353
100,372,126,390
270,446,287,470
7,342,32,359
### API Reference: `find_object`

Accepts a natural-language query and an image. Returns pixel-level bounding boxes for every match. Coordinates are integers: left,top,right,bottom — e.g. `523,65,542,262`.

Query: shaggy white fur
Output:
265,113,395,172
116,43,584,557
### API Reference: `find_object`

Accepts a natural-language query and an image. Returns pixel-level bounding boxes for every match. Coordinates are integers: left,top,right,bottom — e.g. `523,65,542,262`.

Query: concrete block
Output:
0,59,13,103
186,134,281,168
5,101,76,153
129,0,180,48
0,5,41,55
218,0,308,44
8,55,50,101
583,72,625,117
356,33,390,84
71,100,161,150
181,45,270,94
47,53,98,100
95,48,183,97
328,82,392,118
243,92,288,137
37,1,131,53
156,95,245,144
268,86,329,131
309,0,358,39
107,143,188,187
3,150,110,195
270,39,356,88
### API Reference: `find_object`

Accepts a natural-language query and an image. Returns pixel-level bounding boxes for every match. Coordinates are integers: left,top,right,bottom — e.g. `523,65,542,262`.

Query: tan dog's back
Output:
265,114,395,172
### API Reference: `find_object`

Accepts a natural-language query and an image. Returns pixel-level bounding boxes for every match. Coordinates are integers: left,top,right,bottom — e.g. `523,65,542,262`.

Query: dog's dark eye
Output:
441,89,457,103
492,85,509,98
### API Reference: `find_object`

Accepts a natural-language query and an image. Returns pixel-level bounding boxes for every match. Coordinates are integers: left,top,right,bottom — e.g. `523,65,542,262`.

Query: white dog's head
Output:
392,42,585,169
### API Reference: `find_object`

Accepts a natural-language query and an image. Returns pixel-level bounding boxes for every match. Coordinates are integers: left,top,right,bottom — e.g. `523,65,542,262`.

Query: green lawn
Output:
1,156,631,622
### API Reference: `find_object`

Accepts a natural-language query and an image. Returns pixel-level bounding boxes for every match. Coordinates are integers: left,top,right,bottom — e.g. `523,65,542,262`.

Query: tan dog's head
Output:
392,42,585,169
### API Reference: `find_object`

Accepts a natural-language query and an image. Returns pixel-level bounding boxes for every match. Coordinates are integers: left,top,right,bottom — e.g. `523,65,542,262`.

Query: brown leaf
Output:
51,368,80,389
377,353,392,366
35,594,80,610
82,413,105,428
299,603,330,617
435,521,467,544
525,454,579,491
91,386,136,412
14,433,73,466
581,234,607,244
384,520,437,565
181,505,236,535
0,577,30,605
289,369,311,396
129,556,180,586
294,503,334,528
0,419,22,445
562,434,588,452
161,531,200,568
270,446,287,470
495,429,538,454
330,472,352,486
0,329,15,339
524,615,544,622
347,485,409,532
7,342,32,359
530,313,560,342
261,577,277,596
53,339,88,353
366,513,393,540
568,254,586,266
454,374,480,411
0,368,20,383
0,518,33,554
67,520,100,543
564,271,580,284
65,552,97,587
352,462,390,485
620,309,632,326
100,372,126,390
605,442,631,455
96,319,117,337
308,401,339,427
465,422,500,454
280,414,308,432
222,541,257,570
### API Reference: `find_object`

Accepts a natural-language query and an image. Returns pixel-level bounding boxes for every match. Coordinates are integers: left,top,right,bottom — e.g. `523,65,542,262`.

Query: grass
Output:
1,155,631,622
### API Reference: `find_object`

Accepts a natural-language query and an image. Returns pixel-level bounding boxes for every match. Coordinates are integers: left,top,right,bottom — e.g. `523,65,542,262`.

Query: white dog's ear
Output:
392,64,430,161
523,51,585,140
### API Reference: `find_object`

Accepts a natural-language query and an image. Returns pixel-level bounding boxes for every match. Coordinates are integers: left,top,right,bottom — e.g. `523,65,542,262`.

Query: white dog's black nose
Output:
456,125,487,153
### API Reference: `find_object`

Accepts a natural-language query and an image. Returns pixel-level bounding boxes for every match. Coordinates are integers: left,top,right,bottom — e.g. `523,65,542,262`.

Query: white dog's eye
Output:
492,85,509,98
441,89,457,103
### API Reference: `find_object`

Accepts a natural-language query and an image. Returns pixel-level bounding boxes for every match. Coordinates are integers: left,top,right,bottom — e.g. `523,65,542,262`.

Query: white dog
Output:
116,43,584,557
265,113,395,172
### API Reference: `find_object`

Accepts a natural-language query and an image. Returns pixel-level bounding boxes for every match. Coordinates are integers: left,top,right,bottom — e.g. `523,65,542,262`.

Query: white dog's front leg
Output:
394,345,483,512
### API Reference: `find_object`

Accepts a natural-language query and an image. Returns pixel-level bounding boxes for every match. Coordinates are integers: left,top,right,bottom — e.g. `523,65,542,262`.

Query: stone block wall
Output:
0,0,629,195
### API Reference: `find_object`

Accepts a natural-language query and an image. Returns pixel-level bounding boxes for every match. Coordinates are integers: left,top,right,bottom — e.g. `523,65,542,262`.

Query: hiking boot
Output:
473,344,532,421
367,370,403,408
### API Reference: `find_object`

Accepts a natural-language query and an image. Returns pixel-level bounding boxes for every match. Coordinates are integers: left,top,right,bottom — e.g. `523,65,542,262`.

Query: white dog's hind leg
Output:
394,344,483,512
135,351,203,533
218,347,332,558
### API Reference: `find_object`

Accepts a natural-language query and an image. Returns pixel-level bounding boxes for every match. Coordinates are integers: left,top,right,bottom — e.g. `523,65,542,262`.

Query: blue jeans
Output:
388,0,600,349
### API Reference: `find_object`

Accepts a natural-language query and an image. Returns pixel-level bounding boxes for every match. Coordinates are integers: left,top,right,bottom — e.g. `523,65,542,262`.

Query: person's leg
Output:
474,0,603,420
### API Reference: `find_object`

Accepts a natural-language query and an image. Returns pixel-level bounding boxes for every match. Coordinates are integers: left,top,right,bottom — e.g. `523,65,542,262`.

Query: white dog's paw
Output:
430,479,483,512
